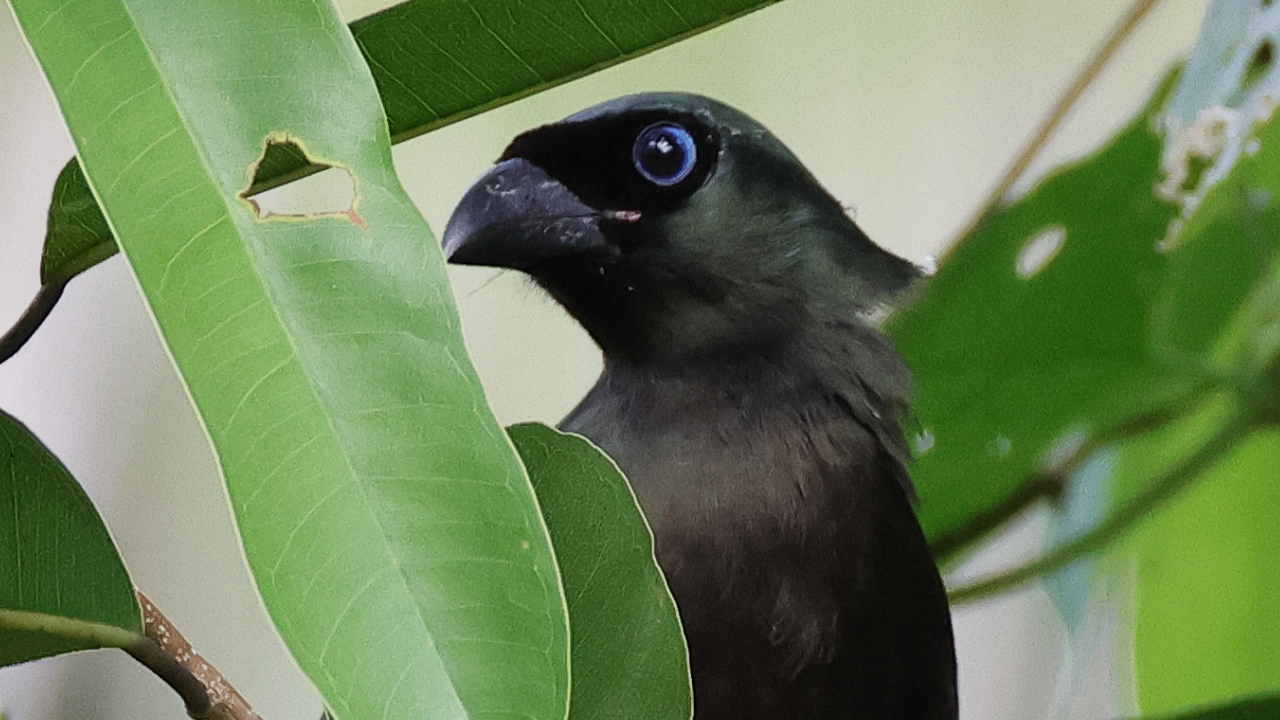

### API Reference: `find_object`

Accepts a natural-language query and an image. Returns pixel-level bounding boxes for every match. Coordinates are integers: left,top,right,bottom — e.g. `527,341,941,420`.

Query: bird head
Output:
443,93,918,366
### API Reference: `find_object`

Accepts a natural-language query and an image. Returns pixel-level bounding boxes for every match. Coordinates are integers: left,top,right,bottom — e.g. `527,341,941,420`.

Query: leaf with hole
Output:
887,80,1184,557
10,0,573,718
892,62,1280,568
35,0,785,291
1120,45,1280,706
1161,0,1280,212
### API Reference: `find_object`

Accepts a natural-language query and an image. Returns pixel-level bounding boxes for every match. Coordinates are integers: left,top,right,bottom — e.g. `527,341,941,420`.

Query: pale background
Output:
0,0,1210,718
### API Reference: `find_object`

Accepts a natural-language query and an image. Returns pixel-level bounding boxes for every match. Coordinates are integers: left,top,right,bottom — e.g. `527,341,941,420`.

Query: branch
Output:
931,384,1214,564
0,282,66,364
0,593,262,719
124,592,264,720
930,474,1063,563
947,412,1255,604
941,0,1167,263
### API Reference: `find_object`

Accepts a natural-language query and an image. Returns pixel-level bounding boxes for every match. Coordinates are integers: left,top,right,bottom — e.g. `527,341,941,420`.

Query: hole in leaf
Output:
1243,40,1275,94
914,429,935,454
1016,226,1066,279
1158,106,1233,204
240,135,363,226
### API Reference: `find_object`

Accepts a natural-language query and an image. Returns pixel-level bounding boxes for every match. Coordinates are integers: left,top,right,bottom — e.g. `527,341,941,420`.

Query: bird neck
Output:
575,313,913,454
560,311,920,511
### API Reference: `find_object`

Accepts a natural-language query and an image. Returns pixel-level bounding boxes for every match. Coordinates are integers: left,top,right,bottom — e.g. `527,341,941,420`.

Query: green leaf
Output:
508,423,692,720
36,0,783,292
0,408,141,666
1118,24,1280,705
1129,427,1280,714
1161,0,1280,214
354,0,779,146
10,1,570,719
892,61,1280,564
40,160,114,286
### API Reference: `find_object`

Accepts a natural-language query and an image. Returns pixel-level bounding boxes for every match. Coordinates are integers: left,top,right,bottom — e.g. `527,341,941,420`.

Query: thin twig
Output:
930,475,1064,564
0,282,66,364
125,592,264,720
0,592,262,719
931,383,1214,564
125,636,218,719
0,607,142,648
947,412,1255,604
941,0,1167,263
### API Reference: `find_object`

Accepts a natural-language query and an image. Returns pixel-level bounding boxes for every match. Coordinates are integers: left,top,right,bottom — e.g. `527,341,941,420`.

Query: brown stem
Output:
930,474,1064,564
0,282,65,364
941,0,1167,263
947,412,1254,604
931,383,1215,564
124,592,263,720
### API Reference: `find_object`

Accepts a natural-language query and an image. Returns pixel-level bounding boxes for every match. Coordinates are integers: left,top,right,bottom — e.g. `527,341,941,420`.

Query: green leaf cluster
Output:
3,0,776,717
888,1,1280,714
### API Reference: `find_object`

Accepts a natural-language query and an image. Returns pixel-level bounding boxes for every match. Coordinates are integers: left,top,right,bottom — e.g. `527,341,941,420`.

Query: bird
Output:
442,93,957,720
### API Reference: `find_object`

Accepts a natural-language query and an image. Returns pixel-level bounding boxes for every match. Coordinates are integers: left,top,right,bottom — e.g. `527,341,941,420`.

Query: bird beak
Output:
442,157,615,270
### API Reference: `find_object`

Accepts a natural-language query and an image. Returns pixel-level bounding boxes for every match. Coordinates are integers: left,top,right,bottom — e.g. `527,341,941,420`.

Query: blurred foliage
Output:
889,0,1280,715
1141,692,1280,720
888,77,1185,553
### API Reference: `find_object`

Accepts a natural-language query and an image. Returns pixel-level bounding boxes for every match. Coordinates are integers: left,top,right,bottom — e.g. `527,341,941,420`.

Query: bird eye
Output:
632,122,697,187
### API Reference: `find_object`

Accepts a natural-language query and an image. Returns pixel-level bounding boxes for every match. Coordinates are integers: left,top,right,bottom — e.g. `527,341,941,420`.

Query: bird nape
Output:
443,93,957,720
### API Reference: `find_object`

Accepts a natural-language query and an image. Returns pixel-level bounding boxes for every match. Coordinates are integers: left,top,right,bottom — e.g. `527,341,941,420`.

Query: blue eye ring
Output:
632,122,698,187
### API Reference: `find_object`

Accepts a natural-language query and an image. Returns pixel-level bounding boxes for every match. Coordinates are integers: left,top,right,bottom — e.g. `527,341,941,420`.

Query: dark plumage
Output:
443,93,957,720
